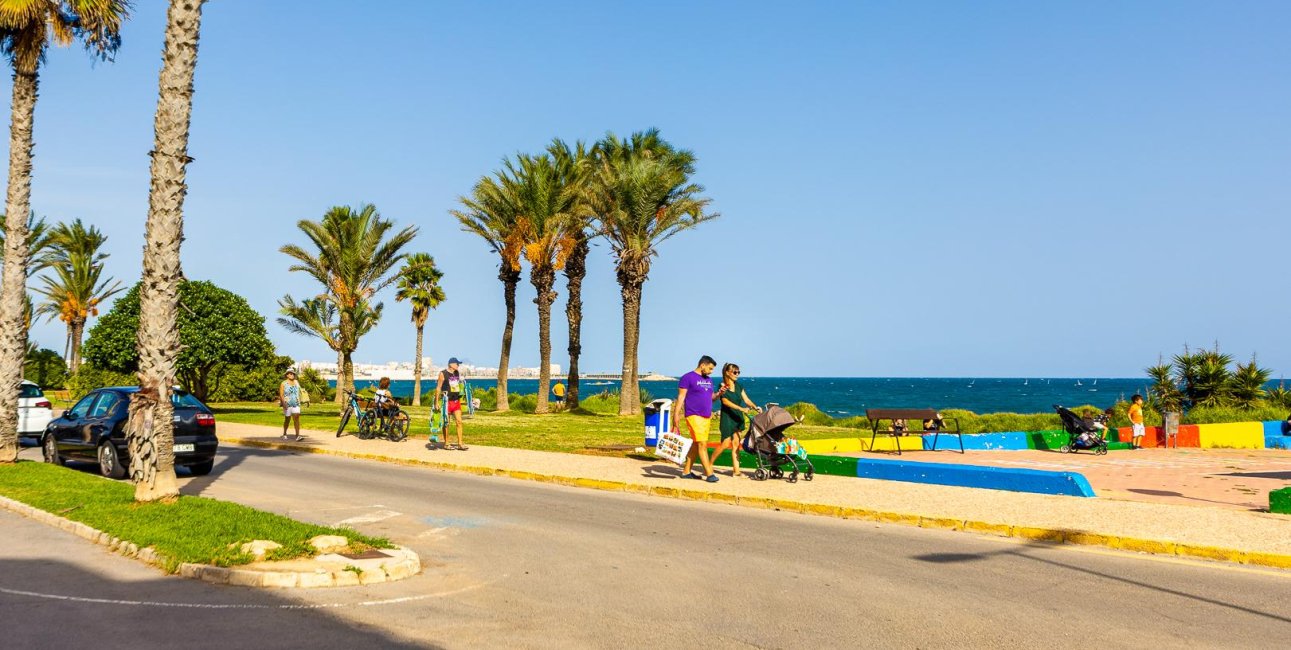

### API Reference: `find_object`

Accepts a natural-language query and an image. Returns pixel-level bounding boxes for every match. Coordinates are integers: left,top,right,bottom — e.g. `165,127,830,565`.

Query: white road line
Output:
0,579,500,610
335,509,402,525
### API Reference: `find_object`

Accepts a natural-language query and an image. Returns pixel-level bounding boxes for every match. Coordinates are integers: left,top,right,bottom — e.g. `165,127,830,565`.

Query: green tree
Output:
508,152,586,414
24,347,66,389
453,175,524,412
394,253,445,406
36,219,122,370
589,129,717,415
280,204,416,403
83,280,274,402
1229,357,1272,409
0,1,130,465
548,139,593,410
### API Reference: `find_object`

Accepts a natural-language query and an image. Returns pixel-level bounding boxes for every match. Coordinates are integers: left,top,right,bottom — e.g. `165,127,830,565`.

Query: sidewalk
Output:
216,422,1291,568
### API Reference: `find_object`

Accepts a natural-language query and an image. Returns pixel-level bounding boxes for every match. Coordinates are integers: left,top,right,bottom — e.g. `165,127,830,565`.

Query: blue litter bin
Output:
644,399,673,447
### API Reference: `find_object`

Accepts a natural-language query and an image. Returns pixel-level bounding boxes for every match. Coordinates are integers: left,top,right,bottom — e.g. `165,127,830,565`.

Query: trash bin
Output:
1162,411,1180,448
644,399,673,447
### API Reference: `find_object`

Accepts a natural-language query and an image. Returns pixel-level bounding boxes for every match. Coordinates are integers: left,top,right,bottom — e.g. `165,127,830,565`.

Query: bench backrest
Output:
866,408,938,421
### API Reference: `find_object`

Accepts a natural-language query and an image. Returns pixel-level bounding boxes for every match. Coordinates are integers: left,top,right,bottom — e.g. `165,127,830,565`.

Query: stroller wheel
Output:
754,468,767,481
788,472,798,483
1059,444,1070,453
1097,445,1107,455
804,469,814,481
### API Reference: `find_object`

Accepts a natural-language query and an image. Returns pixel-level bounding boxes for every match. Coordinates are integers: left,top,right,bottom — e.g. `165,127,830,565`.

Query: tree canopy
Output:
82,280,274,400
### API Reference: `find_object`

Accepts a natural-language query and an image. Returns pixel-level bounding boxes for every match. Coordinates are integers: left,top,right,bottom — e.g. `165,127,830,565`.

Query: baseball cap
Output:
448,357,461,365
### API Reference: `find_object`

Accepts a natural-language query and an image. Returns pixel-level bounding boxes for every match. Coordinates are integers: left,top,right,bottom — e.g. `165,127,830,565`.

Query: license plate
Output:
173,443,195,453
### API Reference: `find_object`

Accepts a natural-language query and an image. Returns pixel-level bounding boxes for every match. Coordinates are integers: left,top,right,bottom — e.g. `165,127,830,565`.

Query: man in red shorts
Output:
434,357,468,450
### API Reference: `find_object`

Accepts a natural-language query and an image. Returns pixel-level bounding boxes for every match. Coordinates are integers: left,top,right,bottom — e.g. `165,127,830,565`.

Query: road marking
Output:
0,579,499,610
335,509,402,525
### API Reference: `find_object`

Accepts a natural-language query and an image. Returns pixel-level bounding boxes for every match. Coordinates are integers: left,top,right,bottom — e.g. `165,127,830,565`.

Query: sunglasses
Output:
730,370,740,376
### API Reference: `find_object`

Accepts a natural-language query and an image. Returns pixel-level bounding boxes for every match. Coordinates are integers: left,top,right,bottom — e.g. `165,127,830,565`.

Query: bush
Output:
785,402,835,426
25,348,67,389
66,364,136,399
207,357,294,403
298,367,332,403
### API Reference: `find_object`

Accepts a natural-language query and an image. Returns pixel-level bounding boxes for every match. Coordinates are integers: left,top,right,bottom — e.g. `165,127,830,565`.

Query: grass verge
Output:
0,461,391,573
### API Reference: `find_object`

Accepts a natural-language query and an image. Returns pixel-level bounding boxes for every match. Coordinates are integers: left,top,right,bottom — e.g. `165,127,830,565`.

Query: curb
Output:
0,493,421,588
222,436,1291,571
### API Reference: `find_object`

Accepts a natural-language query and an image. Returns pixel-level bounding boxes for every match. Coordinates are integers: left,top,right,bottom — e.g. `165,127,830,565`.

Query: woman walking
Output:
716,363,757,477
279,369,303,441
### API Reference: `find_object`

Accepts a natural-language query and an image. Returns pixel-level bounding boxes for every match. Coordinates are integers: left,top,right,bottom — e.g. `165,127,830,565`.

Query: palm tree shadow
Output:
910,540,1291,624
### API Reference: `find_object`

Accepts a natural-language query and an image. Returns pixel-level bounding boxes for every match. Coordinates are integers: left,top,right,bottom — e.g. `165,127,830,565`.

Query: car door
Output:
84,391,122,451
55,393,98,460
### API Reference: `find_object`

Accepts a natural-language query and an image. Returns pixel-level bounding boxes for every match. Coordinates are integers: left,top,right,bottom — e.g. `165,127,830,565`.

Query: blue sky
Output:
10,0,1291,377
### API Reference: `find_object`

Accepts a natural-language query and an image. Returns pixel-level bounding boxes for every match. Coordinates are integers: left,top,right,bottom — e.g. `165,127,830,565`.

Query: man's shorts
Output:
686,415,712,442
1132,423,1145,437
282,405,301,417
447,400,462,414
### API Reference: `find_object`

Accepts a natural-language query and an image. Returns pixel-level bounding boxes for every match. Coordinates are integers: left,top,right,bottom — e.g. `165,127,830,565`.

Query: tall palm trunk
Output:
412,322,424,406
68,319,84,372
335,347,344,404
338,307,356,399
563,238,588,410
496,266,520,412
531,266,557,414
616,257,650,416
342,350,354,398
0,70,38,464
130,0,205,502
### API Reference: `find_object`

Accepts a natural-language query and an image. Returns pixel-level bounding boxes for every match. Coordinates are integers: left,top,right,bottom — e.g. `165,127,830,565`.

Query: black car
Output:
41,387,219,478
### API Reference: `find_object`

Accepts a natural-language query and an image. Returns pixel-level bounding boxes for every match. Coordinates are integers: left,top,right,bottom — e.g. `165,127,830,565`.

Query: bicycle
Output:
337,388,410,442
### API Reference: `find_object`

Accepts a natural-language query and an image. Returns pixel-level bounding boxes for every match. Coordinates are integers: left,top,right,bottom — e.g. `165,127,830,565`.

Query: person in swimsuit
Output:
434,358,467,450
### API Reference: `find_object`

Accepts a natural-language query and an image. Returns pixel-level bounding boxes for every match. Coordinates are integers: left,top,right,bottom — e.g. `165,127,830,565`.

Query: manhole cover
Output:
339,549,392,560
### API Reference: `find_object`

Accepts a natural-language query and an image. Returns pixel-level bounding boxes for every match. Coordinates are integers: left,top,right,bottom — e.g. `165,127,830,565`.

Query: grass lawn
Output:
0,461,390,572
210,399,855,455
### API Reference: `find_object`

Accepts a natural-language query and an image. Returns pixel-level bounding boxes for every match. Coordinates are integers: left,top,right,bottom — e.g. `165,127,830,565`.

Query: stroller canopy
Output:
750,406,798,441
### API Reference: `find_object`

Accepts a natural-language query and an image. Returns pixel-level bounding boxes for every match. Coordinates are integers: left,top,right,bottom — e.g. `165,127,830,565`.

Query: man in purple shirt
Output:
672,355,726,482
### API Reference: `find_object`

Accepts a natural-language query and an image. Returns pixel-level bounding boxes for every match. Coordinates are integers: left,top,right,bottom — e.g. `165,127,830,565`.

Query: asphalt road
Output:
4,445,1290,649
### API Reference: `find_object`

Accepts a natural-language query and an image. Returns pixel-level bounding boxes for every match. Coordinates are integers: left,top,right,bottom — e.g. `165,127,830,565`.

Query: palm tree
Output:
0,1,129,465
548,139,593,410
278,295,383,400
394,253,445,406
37,219,121,370
452,174,524,412
281,204,416,402
36,254,122,371
508,153,585,414
129,0,203,502
590,130,717,415
0,211,53,274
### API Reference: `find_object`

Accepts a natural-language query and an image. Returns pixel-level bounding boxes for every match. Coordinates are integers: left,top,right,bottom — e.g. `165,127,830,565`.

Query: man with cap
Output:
434,358,468,450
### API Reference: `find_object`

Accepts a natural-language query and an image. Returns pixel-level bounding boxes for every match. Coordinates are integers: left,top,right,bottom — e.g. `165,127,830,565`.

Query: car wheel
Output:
42,435,62,466
187,459,215,476
98,442,127,480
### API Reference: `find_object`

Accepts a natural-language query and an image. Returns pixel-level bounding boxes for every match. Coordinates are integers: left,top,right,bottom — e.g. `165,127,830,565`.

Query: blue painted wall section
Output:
855,457,1096,497
1264,421,1290,450
923,431,1030,451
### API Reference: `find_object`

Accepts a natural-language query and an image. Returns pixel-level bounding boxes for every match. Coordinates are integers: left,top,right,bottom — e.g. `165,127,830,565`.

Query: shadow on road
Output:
910,541,1291,625
0,559,437,649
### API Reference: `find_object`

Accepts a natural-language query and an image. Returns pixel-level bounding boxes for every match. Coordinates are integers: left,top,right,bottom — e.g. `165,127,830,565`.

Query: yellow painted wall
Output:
800,436,923,454
1196,422,1265,449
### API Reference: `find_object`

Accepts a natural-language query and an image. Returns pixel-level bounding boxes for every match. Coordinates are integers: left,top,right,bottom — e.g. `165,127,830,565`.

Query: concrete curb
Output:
222,436,1291,571
0,493,421,588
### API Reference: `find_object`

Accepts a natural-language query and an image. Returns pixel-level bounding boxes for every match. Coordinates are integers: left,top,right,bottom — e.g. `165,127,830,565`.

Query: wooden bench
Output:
864,408,963,455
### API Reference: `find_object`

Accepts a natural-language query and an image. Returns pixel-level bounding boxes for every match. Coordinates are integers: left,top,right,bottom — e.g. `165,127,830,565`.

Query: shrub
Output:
785,402,835,426
298,367,332,403
66,364,136,399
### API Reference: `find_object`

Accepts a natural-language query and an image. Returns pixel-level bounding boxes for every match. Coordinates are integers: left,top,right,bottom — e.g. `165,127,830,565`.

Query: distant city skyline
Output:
12,1,1291,377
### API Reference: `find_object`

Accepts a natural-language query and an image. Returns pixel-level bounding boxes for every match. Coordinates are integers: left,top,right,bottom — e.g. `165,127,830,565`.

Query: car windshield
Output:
172,391,206,409
19,384,43,399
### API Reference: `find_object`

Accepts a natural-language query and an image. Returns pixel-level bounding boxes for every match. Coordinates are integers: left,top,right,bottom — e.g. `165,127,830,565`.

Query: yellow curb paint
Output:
1241,552,1291,570
918,517,964,531
837,507,879,521
768,499,808,513
573,478,628,492
875,511,920,526
1012,526,1065,542
623,483,652,495
707,492,740,505
677,489,711,502
1062,531,1114,547
802,503,842,517
651,486,680,498
964,521,1014,537
1174,544,1244,563
1116,537,1178,555
737,496,776,509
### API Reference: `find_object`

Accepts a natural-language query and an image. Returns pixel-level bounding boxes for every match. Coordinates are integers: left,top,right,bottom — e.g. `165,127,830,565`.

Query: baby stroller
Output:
742,404,815,482
1053,405,1109,455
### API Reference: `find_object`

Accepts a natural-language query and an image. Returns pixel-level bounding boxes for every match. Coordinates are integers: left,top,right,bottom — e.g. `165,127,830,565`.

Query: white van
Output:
19,380,53,446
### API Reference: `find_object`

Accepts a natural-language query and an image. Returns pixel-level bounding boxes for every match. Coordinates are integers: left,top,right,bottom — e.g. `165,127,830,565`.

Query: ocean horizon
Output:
323,376,1232,415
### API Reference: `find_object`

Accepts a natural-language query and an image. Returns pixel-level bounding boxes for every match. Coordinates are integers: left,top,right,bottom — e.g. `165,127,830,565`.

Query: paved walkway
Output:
840,448,1291,511
214,422,1291,565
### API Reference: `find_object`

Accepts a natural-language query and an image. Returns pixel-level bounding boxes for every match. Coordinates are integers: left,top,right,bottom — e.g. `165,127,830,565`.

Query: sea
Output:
332,376,1171,415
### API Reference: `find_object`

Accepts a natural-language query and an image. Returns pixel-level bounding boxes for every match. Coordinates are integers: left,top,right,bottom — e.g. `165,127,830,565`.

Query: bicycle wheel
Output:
389,413,410,442
336,407,352,437
357,409,376,440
